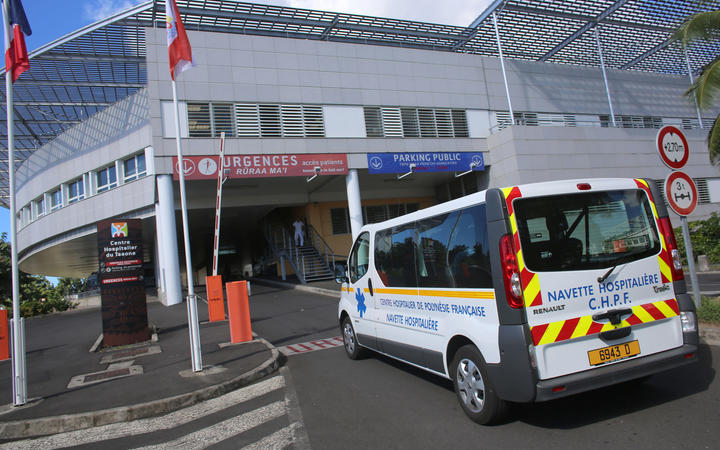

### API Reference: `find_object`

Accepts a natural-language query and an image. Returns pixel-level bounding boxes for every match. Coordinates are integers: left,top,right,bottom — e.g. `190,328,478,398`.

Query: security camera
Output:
314,166,321,174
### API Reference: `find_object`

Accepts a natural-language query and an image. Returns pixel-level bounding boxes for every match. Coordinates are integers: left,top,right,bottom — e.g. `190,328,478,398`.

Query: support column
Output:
492,12,514,123
345,169,363,241
156,175,183,306
595,26,616,127
684,48,704,129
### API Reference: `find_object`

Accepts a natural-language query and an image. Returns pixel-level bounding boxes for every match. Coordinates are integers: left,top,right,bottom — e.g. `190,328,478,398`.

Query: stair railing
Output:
306,224,338,271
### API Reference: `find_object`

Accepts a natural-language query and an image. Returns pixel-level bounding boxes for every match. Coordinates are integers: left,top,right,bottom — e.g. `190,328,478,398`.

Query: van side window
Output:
448,204,492,288
375,223,417,287
348,232,370,283
416,211,461,287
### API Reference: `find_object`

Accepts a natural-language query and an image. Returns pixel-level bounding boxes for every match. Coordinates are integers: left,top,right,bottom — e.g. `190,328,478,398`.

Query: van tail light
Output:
500,234,524,309
658,217,684,281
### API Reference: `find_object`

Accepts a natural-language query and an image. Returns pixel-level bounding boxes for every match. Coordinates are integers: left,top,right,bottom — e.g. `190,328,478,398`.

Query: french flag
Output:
3,0,31,83
166,0,193,80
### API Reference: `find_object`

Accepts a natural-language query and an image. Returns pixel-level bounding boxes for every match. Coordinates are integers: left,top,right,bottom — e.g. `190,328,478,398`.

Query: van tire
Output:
451,345,506,425
341,316,365,360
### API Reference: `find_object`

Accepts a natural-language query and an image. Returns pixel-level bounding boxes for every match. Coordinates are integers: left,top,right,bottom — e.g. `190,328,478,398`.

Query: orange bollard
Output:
0,309,8,361
226,281,252,343
206,275,226,322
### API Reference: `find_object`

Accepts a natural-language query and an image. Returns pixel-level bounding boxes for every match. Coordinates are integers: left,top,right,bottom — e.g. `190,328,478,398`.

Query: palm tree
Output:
673,9,720,165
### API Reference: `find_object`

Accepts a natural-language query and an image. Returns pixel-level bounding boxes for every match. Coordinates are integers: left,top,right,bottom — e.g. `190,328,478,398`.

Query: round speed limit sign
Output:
656,125,689,169
664,171,698,216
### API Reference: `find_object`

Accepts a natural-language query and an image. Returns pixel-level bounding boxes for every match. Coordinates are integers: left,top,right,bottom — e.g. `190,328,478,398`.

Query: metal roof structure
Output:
0,0,718,206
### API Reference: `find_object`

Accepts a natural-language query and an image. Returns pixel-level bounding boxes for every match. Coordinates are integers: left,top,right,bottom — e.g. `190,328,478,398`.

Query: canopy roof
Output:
0,0,717,206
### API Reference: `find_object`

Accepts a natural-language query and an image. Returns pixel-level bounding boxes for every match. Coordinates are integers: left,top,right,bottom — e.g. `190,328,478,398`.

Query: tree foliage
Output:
675,212,720,264
0,233,76,317
672,8,720,165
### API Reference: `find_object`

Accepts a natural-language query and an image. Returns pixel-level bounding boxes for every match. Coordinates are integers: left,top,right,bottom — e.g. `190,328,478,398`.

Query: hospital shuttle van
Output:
336,178,698,424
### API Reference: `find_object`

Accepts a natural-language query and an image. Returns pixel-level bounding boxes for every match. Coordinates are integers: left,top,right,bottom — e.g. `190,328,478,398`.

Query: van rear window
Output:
513,189,661,272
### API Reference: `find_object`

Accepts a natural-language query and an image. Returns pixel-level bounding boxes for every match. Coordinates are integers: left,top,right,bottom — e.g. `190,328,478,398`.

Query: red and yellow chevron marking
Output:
634,179,673,283
502,186,542,308
530,298,679,346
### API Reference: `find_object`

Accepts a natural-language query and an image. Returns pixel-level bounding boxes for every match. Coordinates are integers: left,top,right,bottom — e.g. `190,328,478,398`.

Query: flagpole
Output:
3,0,26,406
171,79,202,372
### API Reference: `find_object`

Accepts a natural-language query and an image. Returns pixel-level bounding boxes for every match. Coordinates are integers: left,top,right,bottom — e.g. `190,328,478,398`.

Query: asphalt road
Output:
249,283,720,449
688,272,720,296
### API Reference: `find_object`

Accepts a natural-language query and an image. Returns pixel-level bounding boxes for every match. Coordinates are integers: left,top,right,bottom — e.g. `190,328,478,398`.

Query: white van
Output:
336,178,698,424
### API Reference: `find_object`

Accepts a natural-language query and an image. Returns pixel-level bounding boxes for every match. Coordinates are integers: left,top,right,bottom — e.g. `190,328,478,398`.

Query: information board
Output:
97,219,149,347
366,152,484,174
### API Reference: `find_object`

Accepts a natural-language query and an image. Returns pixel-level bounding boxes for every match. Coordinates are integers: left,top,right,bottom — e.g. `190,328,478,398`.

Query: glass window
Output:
375,224,417,287
448,205,492,288
331,208,350,235
124,153,146,182
416,211,460,287
49,188,62,211
348,232,370,283
188,102,211,137
514,190,661,271
34,196,45,218
68,178,85,203
96,166,117,193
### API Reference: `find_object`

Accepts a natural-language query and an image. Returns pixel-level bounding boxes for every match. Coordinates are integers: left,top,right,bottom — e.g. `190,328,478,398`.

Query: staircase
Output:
292,245,335,282
264,223,337,284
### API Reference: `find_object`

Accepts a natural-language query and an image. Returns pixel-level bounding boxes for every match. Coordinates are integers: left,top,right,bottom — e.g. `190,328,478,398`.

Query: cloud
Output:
83,0,145,22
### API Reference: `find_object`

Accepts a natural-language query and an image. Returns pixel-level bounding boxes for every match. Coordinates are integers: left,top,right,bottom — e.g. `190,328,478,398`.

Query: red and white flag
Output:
2,0,32,82
166,0,193,80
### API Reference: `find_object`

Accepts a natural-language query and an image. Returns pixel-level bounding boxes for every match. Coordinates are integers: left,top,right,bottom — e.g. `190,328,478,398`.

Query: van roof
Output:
359,177,645,233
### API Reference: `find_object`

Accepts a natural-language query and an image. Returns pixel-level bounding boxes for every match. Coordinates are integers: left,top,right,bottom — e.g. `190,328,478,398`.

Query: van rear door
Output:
506,179,684,380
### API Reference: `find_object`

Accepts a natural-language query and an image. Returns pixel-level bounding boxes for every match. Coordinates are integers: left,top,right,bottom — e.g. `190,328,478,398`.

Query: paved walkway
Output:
0,300,280,440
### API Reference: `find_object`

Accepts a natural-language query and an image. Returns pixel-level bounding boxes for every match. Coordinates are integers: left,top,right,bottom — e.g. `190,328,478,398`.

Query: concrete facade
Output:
14,26,720,285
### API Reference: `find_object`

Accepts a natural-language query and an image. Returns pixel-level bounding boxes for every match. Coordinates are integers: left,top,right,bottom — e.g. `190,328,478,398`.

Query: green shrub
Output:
698,296,720,323
674,213,720,265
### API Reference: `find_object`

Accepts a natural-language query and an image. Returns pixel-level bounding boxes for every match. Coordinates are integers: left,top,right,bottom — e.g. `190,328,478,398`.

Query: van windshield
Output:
513,189,661,272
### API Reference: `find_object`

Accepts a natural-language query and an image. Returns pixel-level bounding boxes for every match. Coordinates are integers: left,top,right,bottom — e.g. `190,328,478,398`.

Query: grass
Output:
698,296,720,323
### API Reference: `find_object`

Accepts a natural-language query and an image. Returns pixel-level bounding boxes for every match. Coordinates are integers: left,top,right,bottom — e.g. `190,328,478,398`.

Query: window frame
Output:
96,165,118,193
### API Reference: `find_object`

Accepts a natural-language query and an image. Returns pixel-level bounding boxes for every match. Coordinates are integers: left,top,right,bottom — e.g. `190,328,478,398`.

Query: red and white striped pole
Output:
212,132,226,276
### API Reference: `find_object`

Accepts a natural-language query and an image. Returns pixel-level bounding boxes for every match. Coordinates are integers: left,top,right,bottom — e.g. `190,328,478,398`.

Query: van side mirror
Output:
335,264,348,284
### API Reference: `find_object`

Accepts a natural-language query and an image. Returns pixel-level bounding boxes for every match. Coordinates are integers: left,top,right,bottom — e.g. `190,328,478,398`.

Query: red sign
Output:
664,171,698,216
656,125,689,170
173,154,348,180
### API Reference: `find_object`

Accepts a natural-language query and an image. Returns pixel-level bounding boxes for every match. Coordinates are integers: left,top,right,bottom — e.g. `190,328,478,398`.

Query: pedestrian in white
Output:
293,219,305,246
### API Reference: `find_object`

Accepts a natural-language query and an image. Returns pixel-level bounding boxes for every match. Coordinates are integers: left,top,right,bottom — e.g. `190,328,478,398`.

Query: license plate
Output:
587,340,640,366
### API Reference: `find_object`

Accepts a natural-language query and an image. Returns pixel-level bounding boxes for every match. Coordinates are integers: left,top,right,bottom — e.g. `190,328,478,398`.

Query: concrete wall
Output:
486,125,720,222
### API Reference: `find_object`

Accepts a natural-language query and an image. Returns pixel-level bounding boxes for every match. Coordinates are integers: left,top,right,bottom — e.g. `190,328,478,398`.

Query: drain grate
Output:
84,368,130,383
67,365,143,389
99,345,162,364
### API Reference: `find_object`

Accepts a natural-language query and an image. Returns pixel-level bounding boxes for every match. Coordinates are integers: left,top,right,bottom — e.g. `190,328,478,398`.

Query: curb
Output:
0,338,282,440
252,278,340,298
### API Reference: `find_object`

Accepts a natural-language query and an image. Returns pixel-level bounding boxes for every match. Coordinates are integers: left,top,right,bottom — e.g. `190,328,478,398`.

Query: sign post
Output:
664,171,701,308
656,125,700,308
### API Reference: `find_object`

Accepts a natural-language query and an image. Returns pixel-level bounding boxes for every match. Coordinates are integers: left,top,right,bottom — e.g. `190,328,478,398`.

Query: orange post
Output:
0,309,8,361
226,281,252,343
206,275,226,322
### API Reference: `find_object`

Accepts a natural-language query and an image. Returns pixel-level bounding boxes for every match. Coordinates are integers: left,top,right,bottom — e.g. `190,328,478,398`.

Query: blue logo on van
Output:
355,290,367,318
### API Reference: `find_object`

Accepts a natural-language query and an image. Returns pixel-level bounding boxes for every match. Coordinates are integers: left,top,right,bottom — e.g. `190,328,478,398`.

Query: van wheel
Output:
451,345,506,425
341,317,364,360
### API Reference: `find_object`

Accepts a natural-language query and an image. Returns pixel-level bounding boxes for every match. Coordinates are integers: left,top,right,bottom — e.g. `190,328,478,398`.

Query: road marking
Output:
242,422,303,449
135,401,287,450
10,376,286,449
278,336,344,356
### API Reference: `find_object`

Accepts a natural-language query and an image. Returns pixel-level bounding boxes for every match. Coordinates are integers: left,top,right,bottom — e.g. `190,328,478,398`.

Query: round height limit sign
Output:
656,125,689,169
